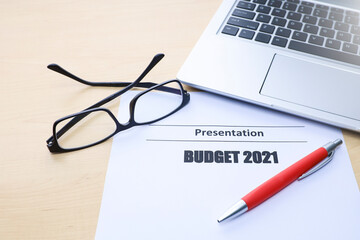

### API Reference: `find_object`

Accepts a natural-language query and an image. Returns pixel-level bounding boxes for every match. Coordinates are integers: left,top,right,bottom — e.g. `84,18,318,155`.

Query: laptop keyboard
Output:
221,0,360,66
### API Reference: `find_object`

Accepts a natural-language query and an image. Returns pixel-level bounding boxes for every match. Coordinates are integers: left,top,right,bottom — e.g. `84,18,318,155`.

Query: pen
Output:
217,139,343,223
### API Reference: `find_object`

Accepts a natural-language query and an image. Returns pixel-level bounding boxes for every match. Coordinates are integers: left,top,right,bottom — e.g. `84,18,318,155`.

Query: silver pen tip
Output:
217,199,248,223
217,213,231,223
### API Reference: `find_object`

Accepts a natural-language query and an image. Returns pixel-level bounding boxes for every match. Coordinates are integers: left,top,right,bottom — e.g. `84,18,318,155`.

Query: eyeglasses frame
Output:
46,54,190,153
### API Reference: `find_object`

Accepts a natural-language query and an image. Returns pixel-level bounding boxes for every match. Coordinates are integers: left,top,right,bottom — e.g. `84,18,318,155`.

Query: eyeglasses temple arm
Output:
47,54,165,88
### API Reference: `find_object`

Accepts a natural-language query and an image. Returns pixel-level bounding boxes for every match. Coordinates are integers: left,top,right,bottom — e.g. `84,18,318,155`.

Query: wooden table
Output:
1,1,359,239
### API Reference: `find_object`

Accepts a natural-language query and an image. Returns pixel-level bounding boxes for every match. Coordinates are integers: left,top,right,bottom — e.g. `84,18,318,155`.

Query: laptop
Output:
177,0,360,132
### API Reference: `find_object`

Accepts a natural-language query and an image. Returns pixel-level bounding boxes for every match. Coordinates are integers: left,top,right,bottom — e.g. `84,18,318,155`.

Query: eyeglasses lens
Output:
134,82,183,124
55,110,117,149
133,81,184,124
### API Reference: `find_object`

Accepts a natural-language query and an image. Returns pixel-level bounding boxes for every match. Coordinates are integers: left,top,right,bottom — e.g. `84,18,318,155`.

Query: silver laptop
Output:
177,0,360,132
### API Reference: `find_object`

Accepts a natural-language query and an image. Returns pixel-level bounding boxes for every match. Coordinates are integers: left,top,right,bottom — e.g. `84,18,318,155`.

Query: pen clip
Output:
298,150,335,181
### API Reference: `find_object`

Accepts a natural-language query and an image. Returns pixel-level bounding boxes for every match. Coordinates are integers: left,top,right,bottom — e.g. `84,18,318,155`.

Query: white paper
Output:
96,91,360,240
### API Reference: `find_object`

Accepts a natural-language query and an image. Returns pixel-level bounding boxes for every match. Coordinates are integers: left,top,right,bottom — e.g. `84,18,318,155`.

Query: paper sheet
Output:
96,91,360,239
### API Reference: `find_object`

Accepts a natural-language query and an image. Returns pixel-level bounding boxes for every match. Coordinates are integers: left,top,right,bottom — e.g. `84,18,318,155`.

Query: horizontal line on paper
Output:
146,139,307,143
150,124,305,128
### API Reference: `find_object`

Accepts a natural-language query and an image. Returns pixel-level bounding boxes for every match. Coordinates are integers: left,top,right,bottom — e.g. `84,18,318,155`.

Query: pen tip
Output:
217,200,248,223
217,214,231,223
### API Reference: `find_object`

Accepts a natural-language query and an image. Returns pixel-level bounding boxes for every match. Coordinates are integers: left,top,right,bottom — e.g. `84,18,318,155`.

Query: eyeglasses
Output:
46,54,190,153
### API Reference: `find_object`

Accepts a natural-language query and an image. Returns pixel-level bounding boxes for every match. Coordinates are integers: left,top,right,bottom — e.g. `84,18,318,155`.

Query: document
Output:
96,92,360,240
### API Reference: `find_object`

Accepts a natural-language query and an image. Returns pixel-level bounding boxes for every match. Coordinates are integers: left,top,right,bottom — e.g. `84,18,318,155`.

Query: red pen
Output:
217,139,343,223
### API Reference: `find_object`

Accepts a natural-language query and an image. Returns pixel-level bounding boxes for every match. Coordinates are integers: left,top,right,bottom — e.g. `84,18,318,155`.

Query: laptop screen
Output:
317,0,360,10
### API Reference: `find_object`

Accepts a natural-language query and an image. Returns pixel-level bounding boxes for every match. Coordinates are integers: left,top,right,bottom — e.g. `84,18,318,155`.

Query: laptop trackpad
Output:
260,54,360,121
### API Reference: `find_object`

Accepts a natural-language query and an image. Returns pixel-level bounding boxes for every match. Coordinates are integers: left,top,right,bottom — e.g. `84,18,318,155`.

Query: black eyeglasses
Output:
46,54,190,153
